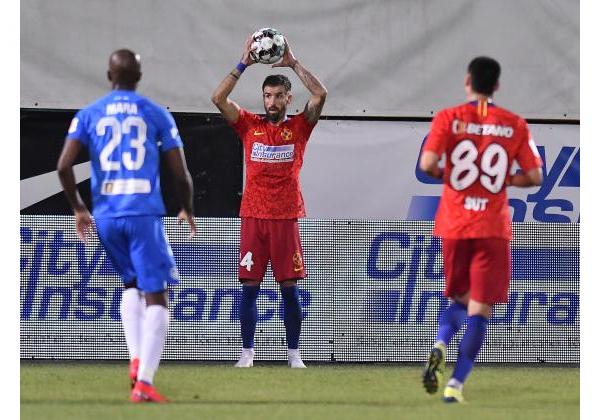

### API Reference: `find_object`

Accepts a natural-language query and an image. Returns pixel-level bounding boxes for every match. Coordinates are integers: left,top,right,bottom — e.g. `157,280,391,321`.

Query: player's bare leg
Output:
131,291,170,403
443,299,492,403
236,279,260,367
280,279,306,368
466,299,492,318
423,292,469,394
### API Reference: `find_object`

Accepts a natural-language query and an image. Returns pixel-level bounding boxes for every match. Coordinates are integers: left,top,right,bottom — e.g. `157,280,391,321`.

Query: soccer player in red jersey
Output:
211,35,327,368
419,57,543,403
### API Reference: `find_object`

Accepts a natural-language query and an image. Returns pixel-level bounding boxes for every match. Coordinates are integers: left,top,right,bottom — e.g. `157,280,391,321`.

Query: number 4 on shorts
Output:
240,251,254,272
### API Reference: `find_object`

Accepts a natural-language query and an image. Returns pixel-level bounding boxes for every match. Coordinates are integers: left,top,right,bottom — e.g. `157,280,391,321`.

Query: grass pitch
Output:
21,362,578,420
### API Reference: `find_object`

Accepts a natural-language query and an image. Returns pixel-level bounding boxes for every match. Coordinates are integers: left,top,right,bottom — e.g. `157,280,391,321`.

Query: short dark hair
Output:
467,56,501,95
262,74,292,92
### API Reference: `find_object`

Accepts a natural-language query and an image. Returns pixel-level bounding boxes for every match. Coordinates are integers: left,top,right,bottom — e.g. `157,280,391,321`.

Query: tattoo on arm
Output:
211,68,242,123
303,101,325,124
293,62,327,124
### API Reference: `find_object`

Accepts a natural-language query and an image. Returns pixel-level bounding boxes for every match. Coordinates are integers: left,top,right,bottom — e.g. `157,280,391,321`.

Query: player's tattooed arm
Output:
296,61,328,124
211,76,242,123
273,38,327,124
211,35,256,124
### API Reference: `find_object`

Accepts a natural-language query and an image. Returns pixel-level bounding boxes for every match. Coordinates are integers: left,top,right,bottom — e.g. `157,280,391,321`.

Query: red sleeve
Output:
298,112,317,143
423,111,450,156
229,108,256,140
514,119,543,172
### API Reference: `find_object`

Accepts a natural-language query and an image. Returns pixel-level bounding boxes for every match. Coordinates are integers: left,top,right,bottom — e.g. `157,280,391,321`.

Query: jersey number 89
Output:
449,140,508,193
97,116,147,171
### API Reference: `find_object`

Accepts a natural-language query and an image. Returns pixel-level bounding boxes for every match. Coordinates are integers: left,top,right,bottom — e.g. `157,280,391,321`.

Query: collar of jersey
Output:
262,115,289,125
468,99,495,107
111,89,137,94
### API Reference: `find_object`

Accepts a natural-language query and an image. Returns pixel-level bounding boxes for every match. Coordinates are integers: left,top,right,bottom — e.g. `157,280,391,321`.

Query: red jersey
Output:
423,100,543,240
230,108,316,219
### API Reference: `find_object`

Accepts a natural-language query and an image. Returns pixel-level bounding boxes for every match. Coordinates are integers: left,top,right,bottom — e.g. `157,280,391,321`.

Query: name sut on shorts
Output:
250,142,294,163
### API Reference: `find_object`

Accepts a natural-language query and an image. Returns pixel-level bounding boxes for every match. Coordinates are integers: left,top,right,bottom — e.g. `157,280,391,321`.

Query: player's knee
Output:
467,299,493,318
279,279,299,288
240,279,261,287
145,290,169,308
124,278,138,289
453,292,470,306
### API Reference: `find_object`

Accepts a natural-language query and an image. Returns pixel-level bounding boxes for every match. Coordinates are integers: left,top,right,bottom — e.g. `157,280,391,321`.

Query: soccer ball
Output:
250,28,286,64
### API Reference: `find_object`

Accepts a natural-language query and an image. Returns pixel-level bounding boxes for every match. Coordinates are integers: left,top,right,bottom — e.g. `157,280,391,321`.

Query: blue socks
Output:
452,315,489,383
239,285,259,348
436,301,468,346
281,285,302,349
239,284,302,350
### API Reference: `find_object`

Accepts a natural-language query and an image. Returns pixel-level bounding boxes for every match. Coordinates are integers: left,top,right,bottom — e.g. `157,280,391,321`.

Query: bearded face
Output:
263,85,292,123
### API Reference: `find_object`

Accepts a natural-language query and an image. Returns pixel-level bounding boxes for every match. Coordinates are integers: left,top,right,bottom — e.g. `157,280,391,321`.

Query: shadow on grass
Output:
21,398,407,407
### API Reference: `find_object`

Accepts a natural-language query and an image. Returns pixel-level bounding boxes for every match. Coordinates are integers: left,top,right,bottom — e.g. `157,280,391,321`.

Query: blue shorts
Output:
95,216,179,293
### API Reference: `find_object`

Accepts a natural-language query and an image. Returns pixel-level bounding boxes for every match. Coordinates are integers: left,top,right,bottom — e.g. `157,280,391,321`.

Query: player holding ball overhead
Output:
211,30,327,368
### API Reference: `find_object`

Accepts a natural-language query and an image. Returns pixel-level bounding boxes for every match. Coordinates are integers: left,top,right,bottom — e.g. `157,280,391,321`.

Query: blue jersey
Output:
66,90,183,218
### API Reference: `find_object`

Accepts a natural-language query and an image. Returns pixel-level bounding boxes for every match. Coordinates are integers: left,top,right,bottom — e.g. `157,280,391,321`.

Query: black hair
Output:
108,49,141,86
262,74,292,92
467,56,501,96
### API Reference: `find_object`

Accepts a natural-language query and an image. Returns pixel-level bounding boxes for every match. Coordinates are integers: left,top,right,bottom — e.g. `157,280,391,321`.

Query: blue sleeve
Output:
156,107,183,152
66,110,89,145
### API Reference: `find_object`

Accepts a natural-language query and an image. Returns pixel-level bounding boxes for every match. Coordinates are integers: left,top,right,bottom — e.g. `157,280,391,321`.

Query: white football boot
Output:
288,349,307,368
234,348,255,368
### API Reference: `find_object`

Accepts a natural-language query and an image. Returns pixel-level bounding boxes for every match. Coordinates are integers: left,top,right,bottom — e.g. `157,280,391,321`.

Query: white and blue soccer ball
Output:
250,28,286,64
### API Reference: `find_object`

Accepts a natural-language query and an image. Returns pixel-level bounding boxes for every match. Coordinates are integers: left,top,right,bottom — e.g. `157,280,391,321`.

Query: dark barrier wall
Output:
21,109,580,221
20,109,243,217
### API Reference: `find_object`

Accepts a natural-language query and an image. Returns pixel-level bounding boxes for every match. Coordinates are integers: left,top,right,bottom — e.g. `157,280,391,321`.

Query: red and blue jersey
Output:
423,100,543,239
230,108,316,219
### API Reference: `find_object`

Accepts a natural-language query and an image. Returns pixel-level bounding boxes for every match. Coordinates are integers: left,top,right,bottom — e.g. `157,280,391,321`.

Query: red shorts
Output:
442,238,510,304
239,217,306,283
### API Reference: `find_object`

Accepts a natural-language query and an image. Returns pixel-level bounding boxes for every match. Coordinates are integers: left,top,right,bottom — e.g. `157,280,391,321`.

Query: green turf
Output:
21,362,578,420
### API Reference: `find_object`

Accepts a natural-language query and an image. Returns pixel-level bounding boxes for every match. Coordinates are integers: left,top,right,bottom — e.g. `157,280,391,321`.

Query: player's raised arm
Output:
273,38,327,124
57,139,93,241
164,147,196,238
211,35,257,124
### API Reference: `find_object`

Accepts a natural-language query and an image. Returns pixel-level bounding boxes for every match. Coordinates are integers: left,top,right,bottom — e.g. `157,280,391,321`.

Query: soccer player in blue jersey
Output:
57,49,196,403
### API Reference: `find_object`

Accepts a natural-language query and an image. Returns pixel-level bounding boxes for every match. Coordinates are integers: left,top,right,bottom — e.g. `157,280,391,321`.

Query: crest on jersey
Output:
293,251,303,272
281,127,293,141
